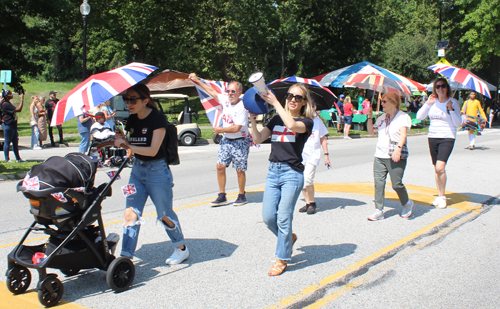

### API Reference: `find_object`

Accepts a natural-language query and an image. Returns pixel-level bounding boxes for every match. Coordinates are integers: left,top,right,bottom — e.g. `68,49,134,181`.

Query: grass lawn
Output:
0,160,43,176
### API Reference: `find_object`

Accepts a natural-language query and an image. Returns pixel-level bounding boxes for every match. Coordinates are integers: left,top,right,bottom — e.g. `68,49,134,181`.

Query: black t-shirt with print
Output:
125,109,167,161
266,115,313,172
2,101,18,128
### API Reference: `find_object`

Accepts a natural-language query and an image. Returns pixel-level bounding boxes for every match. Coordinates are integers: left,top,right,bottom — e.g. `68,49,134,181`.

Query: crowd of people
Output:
1,76,492,277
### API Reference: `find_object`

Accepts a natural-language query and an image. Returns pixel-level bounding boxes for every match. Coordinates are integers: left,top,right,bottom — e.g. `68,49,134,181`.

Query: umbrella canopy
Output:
267,76,337,111
341,73,412,98
143,69,199,96
313,60,426,92
428,63,492,98
52,62,157,126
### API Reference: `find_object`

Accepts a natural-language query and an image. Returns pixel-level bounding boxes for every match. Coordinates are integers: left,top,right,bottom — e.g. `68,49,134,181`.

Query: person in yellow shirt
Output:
461,91,487,150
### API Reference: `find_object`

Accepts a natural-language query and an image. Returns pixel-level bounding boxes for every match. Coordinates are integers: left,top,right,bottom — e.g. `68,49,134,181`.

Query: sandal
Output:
268,259,287,276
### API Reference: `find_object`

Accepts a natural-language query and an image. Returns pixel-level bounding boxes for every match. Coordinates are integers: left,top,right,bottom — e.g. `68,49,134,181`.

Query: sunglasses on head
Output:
123,97,145,105
286,93,305,103
435,84,447,89
226,89,239,94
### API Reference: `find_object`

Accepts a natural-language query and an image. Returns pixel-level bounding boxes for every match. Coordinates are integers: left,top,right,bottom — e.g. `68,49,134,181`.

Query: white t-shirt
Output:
374,111,411,158
217,94,249,139
302,116,329,166
90,122,115,140
416,98,461,139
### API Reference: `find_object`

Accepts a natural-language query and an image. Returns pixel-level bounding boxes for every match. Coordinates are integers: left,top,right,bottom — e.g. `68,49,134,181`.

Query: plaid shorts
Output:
217,137,250,171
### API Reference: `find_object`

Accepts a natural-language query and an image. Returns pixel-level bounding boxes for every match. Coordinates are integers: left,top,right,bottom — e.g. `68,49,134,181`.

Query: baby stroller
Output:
6,142,134,307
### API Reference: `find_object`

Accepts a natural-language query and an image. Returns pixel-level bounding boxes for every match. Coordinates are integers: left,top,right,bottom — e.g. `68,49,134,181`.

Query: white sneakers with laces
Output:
165,246,190,265
367,209,384,221
431,196,447,209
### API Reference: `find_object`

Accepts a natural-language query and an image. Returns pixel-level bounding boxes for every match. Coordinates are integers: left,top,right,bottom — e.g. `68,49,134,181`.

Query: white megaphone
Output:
248,72,267,95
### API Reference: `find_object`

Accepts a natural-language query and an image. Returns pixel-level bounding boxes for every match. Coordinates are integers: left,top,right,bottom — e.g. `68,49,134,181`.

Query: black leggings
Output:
428,138,455,165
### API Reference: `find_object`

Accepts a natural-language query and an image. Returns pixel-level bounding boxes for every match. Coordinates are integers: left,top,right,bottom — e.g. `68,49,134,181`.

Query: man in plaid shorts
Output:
189,73,250,206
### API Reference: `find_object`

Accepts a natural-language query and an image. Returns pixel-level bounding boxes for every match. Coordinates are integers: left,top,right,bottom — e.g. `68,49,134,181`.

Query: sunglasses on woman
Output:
435,84,447,89
123,97,145,105
286,93,305,103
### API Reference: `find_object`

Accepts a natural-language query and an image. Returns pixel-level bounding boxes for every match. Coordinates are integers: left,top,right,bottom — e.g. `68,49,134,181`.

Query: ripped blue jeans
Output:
121,158,185,258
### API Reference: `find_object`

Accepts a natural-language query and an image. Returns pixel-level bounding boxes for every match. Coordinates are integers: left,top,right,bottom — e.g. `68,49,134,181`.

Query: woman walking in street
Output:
113,84,189,264
250,83,314,276
416,78,461,209
368,93,413,221
461,91,487,150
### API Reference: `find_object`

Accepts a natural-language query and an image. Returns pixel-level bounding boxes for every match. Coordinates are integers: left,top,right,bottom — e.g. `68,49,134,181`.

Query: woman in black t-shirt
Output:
113,84,188,265
1,89,25,162
250,83,314,276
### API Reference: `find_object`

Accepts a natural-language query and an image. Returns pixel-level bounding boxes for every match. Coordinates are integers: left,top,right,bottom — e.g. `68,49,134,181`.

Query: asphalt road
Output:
1,128,499,309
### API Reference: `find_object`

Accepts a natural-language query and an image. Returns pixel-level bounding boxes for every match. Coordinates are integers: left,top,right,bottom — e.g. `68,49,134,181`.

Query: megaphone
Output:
248,72,267,94
243,72,270,114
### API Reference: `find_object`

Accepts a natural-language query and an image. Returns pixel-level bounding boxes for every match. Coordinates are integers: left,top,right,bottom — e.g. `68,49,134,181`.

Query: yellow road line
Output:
267,207,471,309
0,287,87,309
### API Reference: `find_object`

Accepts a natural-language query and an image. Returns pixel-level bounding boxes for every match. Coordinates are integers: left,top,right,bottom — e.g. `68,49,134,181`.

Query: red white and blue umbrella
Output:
267,76,337,111
313,61,426,92
427,63,491,98
52,62,158,125
341,73,412,98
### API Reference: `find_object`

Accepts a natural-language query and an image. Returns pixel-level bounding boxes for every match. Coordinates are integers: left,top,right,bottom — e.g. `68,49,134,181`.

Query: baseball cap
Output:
339,94,345,98
49,91,57,95
94,112,105,118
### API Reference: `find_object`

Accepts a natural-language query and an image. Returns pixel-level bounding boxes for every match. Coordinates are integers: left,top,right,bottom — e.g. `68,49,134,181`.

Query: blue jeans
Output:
2,123,21,161
31,124,40,148
121,158,185,257
262,162,304,261
79,132,90,153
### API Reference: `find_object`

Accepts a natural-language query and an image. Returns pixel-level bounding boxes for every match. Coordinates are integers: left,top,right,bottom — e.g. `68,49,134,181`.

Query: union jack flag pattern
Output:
106,171,121,180
98,160,104,168
51,192,68,203
193,78,228,127
122,184,137,197
22,174,40,190
271,126,296,143
72,187,86,192
52,62,158,126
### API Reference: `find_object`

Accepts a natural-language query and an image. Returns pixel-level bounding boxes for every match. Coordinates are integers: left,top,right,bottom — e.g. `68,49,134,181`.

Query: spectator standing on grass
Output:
189,73,250,207
1,89,25,162
45,91,66,147
29,96,45,150
343,96,354,139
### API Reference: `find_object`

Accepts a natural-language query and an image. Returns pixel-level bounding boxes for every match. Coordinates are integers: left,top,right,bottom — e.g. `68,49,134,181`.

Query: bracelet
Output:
397,145,402,149
324,153,329,155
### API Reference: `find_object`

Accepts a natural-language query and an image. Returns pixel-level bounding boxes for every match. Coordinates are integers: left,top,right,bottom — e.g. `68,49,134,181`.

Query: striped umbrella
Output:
267,76,337,111
313,61,426,92
52,62,158,125
428,63,491,98
340,73,412,98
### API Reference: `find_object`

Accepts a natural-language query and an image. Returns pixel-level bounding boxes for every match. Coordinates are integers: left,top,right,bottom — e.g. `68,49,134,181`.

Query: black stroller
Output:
6,142,134,307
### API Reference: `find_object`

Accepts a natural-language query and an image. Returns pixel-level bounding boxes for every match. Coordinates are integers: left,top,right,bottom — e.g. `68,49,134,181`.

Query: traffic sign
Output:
0,70,12,83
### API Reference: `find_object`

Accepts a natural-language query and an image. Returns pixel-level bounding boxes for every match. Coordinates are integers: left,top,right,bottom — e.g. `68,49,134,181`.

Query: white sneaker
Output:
431,196,447,209
346,136,352,140
367,209,384,221
33,146,42,150
165,246,189,265
401,200,414,218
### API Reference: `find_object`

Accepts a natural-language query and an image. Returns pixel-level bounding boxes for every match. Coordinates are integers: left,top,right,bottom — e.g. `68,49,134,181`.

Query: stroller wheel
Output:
106,256,135,292
6,265,31,294
60,269,80,277
38,275,64,307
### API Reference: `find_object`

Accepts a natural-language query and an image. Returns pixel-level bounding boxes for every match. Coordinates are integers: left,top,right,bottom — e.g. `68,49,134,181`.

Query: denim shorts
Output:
344,115,353,125
217,137,250,171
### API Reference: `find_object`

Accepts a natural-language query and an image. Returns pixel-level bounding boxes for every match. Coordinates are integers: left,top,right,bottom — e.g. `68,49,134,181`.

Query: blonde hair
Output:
382,92,401,110
285,84,314,119
345,96,352,104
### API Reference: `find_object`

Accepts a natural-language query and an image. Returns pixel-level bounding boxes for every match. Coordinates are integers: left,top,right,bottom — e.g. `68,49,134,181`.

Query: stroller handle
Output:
95,141,132,159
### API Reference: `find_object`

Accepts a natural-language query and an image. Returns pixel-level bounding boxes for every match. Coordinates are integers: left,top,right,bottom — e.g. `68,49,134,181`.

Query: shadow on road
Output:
287,243,357,272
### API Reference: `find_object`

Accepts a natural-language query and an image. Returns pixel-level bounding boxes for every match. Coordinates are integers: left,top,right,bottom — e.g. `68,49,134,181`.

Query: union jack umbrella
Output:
192,78,228,127
340,73,412,98
428,63,491,98
267,76,337,111
52,62,158,126
313,61,426,93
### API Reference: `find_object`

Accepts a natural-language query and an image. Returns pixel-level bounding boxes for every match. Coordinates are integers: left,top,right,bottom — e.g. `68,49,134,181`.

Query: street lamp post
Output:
80,0,91,80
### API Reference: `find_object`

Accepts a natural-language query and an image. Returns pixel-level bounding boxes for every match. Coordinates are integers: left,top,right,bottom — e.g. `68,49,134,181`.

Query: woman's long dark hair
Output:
129,84,157,110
